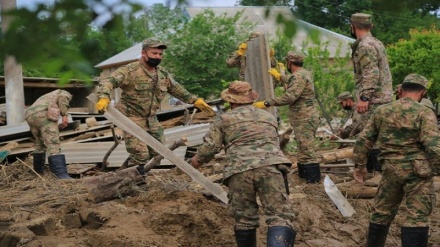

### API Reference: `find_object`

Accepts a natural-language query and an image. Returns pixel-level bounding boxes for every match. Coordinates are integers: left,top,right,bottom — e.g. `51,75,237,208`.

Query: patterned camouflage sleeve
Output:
226,52,241,68
352,110,378,165
420,110,440,159
357,44,380,99
269,74,304,106
167,77,198,104
57,96,70,116
196,119,224,164
96,67,129,99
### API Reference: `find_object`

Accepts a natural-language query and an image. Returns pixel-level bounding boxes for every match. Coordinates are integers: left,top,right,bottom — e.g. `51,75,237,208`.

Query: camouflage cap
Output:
142,38,167,49
285,51,304,63
220,81,259,104
249,31,262,39
337,91,353,102
350,13,372,25
402,73,428,88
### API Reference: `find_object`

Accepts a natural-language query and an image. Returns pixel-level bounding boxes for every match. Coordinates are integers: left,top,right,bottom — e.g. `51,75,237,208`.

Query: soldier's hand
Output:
237,43,247,56
356,100,369,114
253,101,267,109
58,116,69,130
96,98,110,113
277,62,285,71
268,68,281,80
276,164,291,174
190,155,202,169
194,98,216,117
353,167,368,183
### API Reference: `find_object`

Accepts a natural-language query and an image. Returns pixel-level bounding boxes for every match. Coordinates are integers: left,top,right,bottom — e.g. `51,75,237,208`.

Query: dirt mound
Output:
1,158,439,247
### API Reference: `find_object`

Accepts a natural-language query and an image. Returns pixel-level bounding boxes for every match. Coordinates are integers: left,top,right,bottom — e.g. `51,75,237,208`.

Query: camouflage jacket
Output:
25,89,71,119
267,68,319,121
351,33,393,104
226,51,246,81
353,97,440,165
196,105,291,179
226,51,278,81
96,61,198,118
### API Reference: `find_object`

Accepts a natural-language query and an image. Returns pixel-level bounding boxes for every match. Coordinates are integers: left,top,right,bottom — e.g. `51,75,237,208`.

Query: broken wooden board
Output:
87,94,228,204
323,175,356,217
67,164,97,175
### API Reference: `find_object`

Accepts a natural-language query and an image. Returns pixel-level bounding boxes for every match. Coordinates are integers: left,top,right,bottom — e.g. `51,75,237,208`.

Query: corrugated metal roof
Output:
95,42,142,69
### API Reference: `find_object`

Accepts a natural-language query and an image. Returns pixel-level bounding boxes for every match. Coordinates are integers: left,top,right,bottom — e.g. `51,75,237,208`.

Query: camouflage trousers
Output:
371,159,435,227
290,111,320,164
26,111,61,156
227,165,295,230
124,115,164,166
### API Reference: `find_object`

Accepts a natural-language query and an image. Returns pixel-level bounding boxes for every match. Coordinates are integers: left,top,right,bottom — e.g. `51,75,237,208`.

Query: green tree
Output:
293,0,440,45
163,9,253,98
387,26,440,103
0,0,143,83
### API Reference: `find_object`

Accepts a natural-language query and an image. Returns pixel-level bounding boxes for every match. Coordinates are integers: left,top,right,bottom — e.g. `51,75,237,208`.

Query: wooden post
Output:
1,0,25,125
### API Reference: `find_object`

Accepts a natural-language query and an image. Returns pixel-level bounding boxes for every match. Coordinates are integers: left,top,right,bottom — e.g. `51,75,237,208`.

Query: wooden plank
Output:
87,93,228,204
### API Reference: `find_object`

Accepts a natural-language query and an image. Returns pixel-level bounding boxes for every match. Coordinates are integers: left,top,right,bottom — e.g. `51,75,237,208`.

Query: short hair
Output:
401,83,426,92
352,22,373,30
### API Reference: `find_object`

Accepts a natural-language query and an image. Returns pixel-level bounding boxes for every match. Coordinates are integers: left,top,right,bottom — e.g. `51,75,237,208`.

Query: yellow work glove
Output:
237,43,247,56
270,48,275,58
95,98,110,112
268,68,281,81
277,62,285,71
253,101,267,109
194,98,216,117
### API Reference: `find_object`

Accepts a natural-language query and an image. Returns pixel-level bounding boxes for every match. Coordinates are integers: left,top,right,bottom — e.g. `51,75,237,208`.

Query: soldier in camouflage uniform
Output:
191,81,296,247
25,89,72,179
336,91,364,139
350,13,393,130
95,38,215,172
254,51,321,184
226,32,277,81
352,74,440,247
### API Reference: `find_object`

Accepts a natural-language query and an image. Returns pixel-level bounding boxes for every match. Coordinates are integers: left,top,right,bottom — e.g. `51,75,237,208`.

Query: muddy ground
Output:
0,154,439,247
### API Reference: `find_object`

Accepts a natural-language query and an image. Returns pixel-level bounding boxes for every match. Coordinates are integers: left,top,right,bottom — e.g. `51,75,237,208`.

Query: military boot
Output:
297,163,305,178
48,154,72,179
366,222,390,247
401,226,429,247
235,229,256,247
33,152,46,174
267,226,296,247
304,163,321,184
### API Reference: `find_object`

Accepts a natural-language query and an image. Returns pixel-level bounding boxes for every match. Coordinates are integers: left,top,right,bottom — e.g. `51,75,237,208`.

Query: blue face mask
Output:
146,56,161,67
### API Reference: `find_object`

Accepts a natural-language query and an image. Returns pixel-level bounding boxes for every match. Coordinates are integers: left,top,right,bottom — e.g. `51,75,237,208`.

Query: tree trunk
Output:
318,148,353,163
82,138,188,203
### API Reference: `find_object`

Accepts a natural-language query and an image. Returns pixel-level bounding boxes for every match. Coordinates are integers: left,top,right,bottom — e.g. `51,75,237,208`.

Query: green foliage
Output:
305,42,354,132
387,26,440,103
239,0,291,6
163,9,253,98
293,0,440,45
0,0,143,83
